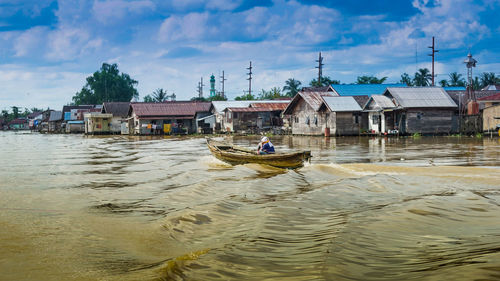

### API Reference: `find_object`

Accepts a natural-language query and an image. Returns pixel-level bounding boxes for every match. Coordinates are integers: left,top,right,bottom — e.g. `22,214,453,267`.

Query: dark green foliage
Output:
413,68,432,86
72,63,139,105
356,75,387,84
448,72,465,87
400,73,413,86
283,78,302,97
309,76,340,87
235,93,256,100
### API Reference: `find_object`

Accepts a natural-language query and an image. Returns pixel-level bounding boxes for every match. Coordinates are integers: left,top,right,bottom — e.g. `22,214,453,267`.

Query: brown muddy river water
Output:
1,131,499,281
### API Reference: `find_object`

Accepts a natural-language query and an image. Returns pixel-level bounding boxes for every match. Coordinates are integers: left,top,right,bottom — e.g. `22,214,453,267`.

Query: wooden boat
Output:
206,138,311,169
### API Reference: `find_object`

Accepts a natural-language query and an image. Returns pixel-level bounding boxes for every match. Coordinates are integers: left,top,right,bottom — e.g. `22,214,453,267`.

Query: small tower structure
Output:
209,74,216,97
464,52,478,115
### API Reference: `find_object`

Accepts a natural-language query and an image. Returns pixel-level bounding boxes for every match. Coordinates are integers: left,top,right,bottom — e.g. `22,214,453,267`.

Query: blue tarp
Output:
64,112,71,120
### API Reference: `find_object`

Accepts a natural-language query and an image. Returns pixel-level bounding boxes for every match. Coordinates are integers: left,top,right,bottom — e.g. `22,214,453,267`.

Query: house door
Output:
257,117,262,129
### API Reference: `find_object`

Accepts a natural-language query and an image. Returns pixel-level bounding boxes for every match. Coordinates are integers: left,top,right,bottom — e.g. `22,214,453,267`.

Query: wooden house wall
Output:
483,104,500,132
110,117,122,133
404,109,454,134
290,98,335,135
335,112,362,136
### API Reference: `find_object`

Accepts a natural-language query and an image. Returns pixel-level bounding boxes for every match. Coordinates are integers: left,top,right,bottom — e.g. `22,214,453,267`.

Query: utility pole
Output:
197,77,205,98
428,36,439,86
220,70,227,98
247,61,252,97
315,52,324,86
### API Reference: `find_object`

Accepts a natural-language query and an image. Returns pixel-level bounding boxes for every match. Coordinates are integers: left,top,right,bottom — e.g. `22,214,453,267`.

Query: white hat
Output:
261,136,269,142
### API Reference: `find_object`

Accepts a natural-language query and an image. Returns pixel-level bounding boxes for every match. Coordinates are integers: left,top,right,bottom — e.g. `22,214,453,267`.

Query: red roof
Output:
131,102,212,117
250,102,289,110
478,92,500,101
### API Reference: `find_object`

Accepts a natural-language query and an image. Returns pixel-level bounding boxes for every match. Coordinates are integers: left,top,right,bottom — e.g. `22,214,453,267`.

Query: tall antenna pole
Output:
247,61,252,96
428,36,439,86
197,77,205,98
220,70,227,98
315,52,324,86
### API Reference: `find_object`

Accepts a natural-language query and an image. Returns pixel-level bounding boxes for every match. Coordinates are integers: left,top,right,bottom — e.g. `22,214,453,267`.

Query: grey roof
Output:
212,100,290,114
322,96,362,112
48,111,63,122
385,87,457,108
103,102,130,117
366,95,396,110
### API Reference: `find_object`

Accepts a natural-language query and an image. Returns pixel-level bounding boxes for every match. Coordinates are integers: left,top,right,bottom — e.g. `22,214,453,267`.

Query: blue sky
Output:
0,0,499,110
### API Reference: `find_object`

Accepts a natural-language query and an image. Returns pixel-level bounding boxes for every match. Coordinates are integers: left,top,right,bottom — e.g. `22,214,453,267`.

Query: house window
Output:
417,112,423,120
234,112,238,118
354,114,359,124
294,116,299,123
373,115,379,125
305,116,310,125
314,115,318,125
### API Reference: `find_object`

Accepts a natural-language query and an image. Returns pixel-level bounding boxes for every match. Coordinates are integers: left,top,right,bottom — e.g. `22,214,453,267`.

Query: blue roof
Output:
331,83,407,96
443,86,466,91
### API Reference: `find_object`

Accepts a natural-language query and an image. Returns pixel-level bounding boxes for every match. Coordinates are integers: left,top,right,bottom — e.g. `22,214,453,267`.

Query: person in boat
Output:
257,136,275,154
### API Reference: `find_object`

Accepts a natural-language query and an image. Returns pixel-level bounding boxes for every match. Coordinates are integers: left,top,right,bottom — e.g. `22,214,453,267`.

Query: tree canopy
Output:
413,68,432,86
309,76,340,87
72,63,139,105
283,78,302,97
356,75,387,84
235,92,256,100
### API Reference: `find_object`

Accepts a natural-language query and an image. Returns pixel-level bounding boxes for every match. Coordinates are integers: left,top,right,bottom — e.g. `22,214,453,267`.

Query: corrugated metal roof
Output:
481,84,500,91
478,92,500,101
283,91,334,115
103,102,130,117
48,111,63,122
367,95,396,110
385,87,457,108
249,102,289,110
331,83,407,96
131,102,211,117
211,101,252,113
62,105,94,113
226,107,272,113
322,96,362,112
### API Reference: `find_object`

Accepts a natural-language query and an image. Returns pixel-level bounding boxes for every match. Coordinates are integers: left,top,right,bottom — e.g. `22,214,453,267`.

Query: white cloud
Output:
92,0,155,24
45,27,101,61
14,27,48,57
158,12,211,42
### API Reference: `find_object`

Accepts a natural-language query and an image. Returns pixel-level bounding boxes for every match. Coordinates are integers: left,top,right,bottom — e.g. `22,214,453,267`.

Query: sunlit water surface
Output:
1,132,499,281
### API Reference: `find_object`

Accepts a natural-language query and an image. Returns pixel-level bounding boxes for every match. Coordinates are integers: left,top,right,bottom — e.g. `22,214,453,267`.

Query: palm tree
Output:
152,88,168,102
309,76,340,87
356,75,388,84
400,73,413,86
479,72,499,88
439,79,448,87
283,78,302,97
448,72,465,87
413,68,432,86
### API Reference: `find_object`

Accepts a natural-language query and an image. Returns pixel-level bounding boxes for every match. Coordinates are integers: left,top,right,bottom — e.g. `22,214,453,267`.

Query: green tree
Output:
1,110,9,120
208,95,227,101
151,88,168,102
472,76,481,90
400,73,413,86
235,92,256,100
356,75,387,84
448,72,465,87
258,87,284,100
439,79,449,87
72,63,139,105
143,95,154,102
283,78,302,97
413,68,432,86
309,76,340,87
11,106,19,119
479,72,499,88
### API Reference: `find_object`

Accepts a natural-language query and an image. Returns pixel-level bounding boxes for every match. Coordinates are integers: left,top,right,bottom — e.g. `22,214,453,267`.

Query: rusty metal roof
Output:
283,91,334,115
478,92,500,101
130,102,211,117
249,102,289,110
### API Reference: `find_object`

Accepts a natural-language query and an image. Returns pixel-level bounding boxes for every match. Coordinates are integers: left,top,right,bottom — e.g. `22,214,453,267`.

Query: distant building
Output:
102,102,130,134
482,103,500,133
363,95,397,134
8,118,29,130
382,87,457,135
48,111,63,133
283,91,335,135
128,102,212,135
322,96,364,136
84,113,113,135
223,102,288,133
